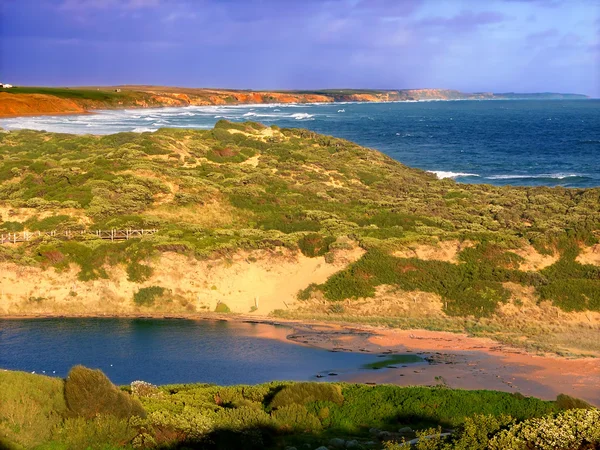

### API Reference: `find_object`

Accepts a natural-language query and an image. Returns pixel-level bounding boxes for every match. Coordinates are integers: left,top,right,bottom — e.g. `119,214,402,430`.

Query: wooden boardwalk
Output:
0,229,158,244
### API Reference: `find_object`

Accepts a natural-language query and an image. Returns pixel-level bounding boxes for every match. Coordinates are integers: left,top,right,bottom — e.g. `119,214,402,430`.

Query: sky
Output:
0,0,599,96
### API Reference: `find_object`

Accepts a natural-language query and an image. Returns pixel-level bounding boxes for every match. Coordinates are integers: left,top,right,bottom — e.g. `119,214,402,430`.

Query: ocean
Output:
1,99,598,188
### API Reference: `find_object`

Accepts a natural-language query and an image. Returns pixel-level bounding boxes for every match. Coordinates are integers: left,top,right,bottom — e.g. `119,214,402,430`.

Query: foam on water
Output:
487,173,581,180
430,171,480,179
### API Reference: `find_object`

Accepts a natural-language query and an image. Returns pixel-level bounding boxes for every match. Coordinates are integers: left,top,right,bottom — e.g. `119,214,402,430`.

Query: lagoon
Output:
0,318,382,385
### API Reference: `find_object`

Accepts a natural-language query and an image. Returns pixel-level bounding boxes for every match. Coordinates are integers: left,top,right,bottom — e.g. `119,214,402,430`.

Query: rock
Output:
398,426,413,434
377,431,392,440
329,438,346,448
285,447,297,450
315,447,329,450
345,439,362,449
369,427,380,435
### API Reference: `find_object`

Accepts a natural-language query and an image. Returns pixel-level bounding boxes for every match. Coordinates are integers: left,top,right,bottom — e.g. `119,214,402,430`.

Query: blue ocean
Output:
1,99,598,188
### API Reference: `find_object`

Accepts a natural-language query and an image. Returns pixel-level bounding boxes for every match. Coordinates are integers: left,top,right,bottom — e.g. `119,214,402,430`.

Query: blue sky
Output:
1,0,599,96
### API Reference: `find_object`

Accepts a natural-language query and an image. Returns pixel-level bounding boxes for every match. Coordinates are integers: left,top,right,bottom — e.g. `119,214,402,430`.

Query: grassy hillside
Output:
1,367,597,450
0,122,599,351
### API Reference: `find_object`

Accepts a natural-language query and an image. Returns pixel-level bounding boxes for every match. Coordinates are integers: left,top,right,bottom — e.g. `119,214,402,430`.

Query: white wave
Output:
338,109,345,113
486,173,581,180
243,112,258,117
429,171,480,179
132,127,158,133
291,113,314,120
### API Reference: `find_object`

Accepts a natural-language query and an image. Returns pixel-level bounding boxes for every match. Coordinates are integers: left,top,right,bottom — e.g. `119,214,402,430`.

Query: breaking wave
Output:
429,171,480,179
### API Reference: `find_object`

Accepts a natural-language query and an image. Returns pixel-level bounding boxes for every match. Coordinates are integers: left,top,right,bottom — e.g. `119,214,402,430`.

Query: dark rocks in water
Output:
365,382,377,385
328,372,338,376
315,374,325,378
387,366,398,369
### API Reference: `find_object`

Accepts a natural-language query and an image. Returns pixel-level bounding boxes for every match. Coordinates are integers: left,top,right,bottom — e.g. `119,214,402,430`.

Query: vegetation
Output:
363,354,423,370
0,367,597,449
0,121,599,325
64,366,146,420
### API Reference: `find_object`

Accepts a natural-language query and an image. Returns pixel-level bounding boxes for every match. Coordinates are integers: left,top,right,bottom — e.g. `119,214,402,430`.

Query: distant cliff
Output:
0,86,590,117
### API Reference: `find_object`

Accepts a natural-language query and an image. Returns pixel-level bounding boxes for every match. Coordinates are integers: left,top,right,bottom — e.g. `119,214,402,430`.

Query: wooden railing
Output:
0,229,158,244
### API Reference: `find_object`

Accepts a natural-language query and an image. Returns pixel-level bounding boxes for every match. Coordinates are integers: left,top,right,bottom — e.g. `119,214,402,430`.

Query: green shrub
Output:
269,383,344,409
271,404,322,431
297,283,319,301
126,262,153,282
489,408,600,450
215,302,231,313
133,286,166,306
54,414,137,450
0,371,66,448
555,393,592,410
298,233,335,257
64,366,146,419
148,406,213,439
0,221,24,232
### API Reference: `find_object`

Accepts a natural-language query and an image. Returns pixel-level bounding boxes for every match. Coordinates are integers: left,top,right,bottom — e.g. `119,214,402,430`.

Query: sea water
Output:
1,99,598,188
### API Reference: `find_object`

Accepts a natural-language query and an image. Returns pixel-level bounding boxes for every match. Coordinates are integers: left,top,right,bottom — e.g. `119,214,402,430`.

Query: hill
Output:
0,86,590,117
0,121,599,354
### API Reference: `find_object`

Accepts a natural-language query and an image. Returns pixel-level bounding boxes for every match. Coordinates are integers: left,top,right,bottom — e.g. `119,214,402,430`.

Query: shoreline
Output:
1,97,594,121
2,311,599,406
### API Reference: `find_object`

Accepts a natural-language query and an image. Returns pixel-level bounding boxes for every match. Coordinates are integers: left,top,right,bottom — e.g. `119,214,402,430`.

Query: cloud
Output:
418,10,507,31
59,0,160,11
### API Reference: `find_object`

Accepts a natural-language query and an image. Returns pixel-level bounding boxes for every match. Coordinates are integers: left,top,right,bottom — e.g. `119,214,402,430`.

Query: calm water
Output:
0,319,384,385
1,99,598,187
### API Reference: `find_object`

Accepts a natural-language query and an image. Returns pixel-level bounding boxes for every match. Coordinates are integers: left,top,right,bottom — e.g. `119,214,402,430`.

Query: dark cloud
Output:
0,0,598,96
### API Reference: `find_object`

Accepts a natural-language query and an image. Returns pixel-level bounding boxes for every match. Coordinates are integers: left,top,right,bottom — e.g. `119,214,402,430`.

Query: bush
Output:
55,414,137,450
0,371,66,448
269,383,344,409
64,366,146,419
271,404,322,432
555,394,592,410
297,283,319,301
215,302,231,313
148,406,213,439
328,303,345,314
489,408,600,450
133,286,166,306
127,262,153,282
298,233,335,257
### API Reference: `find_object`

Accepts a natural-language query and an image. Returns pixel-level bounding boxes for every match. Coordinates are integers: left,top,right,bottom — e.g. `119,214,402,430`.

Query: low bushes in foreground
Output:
0,367,598,449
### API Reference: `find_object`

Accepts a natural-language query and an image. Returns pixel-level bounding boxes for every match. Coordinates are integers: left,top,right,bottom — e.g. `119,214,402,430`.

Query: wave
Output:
291,113,314,120
429,171,480,179
132,127,158,133
486,173,582,180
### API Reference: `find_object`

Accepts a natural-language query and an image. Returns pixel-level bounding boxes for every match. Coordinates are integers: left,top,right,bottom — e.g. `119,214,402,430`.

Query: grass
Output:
0,121,599,326
2,367,596,450
363,354,423,369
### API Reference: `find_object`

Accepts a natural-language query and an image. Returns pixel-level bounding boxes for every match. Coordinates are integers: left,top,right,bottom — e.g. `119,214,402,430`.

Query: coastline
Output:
2,311,599,406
